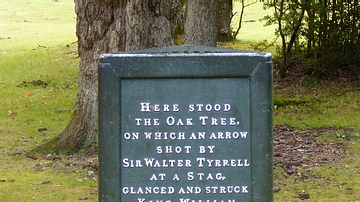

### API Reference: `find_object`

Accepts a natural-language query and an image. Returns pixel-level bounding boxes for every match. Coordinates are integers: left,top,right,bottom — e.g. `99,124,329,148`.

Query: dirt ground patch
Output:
273,124,351,173
271,57,359,178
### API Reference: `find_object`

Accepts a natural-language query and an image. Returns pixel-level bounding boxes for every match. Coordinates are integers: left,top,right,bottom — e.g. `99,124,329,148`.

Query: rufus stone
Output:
98,45,273,202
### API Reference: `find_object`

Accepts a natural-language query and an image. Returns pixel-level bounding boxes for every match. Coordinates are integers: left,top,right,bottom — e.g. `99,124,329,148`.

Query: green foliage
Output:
173,0,185,45
308,1,360,77
263,0,360,77
174,25,184,45
250,38,278,52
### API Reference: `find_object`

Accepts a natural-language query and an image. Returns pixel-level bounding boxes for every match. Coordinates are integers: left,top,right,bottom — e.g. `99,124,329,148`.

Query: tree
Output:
231,0,256,41
35,0,179,154
218,0,233,42
264,0,360,77
263,0,305,78
184,0,219,46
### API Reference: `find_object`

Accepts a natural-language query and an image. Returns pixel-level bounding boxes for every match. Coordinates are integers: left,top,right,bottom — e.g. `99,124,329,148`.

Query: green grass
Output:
0,0,97,201
0,0,76,50
1,0,360,201
274,158,360,201
220,2,279,54
232,1,277,43
273,84,360,129
1,156,97,201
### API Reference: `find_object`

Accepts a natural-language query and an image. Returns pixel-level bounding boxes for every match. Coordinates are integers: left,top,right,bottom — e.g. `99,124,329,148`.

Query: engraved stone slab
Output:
98,45,273,202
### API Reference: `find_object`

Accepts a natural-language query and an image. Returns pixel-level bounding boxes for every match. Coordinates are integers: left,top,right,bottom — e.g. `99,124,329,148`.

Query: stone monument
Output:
98,45,273,202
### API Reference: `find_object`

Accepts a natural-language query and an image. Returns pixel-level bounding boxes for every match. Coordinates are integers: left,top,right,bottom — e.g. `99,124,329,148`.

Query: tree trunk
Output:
184,0,219,46
232,0,245,40
275,0,287,78
286,6,305,54
35,0,178,154
218,0,233,42
306,0,315,57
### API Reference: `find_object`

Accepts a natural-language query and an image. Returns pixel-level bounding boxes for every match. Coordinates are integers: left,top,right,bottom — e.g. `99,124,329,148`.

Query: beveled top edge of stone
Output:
100,45,271,59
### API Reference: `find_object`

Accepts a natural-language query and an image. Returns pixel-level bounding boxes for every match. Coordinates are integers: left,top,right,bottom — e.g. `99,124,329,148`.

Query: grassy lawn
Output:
1,0,359,201
272,80,360,201
0,0,98,201
232,1,277,43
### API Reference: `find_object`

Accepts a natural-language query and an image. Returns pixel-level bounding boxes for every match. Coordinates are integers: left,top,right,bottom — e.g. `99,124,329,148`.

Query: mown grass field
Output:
0,0,97,201
1,0,359,201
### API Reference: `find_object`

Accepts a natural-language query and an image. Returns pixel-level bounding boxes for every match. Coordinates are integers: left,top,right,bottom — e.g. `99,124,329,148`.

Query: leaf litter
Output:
273,124,355,200
274,124,350,169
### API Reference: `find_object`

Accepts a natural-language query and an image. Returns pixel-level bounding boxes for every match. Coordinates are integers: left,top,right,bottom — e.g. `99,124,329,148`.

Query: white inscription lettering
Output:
188,104,231,112
196,158,250,167
199,116,238,126
140,103,180,112
156,146,192,154
123,186,175,195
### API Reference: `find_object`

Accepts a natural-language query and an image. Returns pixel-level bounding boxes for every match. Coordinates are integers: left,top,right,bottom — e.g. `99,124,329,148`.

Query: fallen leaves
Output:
45,154,61,161
298,193,310,200
7,110,15,116
18,80,48,88
273,124,353,198
24,92,31,97
274,124,349,169
26,153,38,160
38,127,52,132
